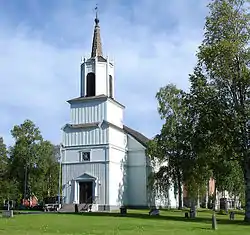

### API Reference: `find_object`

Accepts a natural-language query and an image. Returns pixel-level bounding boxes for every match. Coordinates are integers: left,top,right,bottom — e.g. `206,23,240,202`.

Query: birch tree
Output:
191,0,250,221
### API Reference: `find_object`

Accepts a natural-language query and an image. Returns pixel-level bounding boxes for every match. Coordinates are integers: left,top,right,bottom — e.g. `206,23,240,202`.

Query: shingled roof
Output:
123,125,149,147
91,12,103,58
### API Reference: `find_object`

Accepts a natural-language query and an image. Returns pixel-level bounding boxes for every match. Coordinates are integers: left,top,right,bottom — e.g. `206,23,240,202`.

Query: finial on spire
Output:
95,4,99,25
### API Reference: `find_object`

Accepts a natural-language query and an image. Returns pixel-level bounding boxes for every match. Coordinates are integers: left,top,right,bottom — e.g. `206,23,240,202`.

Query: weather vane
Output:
94,3,99,24
95,4,98,18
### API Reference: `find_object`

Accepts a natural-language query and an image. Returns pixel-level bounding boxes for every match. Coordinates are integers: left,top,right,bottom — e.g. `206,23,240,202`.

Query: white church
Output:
60,13,178,212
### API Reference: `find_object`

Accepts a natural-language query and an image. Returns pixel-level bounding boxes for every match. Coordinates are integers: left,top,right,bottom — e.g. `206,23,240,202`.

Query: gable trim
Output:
75,173,96,181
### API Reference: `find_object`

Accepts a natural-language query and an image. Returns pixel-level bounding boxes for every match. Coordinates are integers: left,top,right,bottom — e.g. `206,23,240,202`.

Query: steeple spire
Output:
91,5,103,58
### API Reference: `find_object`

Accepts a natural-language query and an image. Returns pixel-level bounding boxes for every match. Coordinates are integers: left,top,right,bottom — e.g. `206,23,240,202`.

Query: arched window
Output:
109,75,113,98
86,73,96,97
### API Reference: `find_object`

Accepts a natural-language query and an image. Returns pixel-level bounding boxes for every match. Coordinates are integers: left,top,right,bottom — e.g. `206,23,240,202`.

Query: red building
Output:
22,195,38,207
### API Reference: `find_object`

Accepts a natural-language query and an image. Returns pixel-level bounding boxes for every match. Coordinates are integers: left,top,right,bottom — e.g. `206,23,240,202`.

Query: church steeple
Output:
91,7,103,58
80,8,115,99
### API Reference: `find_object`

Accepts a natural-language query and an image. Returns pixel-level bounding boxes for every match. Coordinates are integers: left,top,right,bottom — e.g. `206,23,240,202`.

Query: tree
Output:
224,160,244,208
0,137,8,203
9,119,43,201
189,0,250,220
147,84,207,209
147,136,174,208
0,137,19,204
8,119,60,203
36,141,59,198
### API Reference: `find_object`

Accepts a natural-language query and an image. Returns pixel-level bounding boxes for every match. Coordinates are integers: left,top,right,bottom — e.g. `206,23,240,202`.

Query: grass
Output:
0,209,249,235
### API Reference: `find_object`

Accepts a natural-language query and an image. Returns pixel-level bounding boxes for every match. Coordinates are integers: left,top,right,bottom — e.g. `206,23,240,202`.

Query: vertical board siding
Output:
63,127,108,146
70,101,106,125
62,163,107,204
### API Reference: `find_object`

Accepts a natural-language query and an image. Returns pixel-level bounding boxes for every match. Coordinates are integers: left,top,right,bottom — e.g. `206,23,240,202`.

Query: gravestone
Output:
220,198,228,213
212,213,217,230
120,206,127,216
229,211,235,220
74,204,78,213
2,200,14,218
149,208,160,216
2,210,13,218
189,207,196,218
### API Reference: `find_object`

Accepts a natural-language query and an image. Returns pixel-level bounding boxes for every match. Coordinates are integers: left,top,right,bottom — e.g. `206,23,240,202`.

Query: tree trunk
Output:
234,195,237,210
213,183,217,211
167,189,170,208
197,188,200,208
177,171,183,210
205,180,209,209
244,159,250,222
190,199,196,218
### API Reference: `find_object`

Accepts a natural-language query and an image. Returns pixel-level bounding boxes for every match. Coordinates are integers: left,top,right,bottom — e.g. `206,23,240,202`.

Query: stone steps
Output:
59,203,98,213
59,204,75,213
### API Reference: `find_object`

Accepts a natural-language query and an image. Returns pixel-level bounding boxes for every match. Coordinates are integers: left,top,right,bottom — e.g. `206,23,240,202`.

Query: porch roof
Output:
75,173,96,181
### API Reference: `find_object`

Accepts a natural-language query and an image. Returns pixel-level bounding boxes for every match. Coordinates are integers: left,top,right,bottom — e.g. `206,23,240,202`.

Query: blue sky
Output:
0,0,208,146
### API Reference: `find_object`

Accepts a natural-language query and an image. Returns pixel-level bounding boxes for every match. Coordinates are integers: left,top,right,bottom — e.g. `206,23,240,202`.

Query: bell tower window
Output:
109,75,113,98
86,72,96,97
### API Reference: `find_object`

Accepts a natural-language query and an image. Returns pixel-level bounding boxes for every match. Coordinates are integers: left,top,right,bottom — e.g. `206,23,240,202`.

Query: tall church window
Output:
109,75,113,98
86,73,96,97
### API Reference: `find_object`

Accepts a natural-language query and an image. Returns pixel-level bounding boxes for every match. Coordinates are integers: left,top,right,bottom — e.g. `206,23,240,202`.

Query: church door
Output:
79,181,93,204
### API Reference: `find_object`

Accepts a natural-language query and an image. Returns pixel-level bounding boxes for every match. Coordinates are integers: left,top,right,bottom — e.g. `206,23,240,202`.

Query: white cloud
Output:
0,0,207,146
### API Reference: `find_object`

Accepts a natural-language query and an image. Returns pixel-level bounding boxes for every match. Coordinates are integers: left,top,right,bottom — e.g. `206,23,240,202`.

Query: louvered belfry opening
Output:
86,72,96,97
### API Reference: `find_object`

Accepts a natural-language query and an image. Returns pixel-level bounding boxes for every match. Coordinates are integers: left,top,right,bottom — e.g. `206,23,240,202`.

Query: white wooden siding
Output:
106,100,124,128
126,135,148,206
108,147,128,206
82,59,114,97
62,162,107,204
70,100,106,124
95,63,107,96
108,126,126,150
63,127,108,146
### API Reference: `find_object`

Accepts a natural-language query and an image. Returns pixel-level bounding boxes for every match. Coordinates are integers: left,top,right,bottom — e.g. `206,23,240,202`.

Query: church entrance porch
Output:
73,173,99,208
79,181,93,204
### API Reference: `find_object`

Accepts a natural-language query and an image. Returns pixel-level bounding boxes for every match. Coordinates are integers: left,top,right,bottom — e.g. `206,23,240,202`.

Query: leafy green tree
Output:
8,120,60,203
0,137,8,203
37,141,59,198
188,0,250,220
147,136,173,208
147,84,209,209
0,137,19,204
226,161,244,208
9,119,43,200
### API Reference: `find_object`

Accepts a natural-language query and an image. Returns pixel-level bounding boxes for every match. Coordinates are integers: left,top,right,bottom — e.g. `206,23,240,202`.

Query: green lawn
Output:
0,210,249,234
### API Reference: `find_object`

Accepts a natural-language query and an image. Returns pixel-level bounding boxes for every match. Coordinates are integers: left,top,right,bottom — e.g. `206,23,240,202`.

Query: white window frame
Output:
79,151,91,162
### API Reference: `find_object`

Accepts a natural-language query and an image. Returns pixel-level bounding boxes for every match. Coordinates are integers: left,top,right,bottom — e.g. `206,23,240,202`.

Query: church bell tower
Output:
80,11,115,99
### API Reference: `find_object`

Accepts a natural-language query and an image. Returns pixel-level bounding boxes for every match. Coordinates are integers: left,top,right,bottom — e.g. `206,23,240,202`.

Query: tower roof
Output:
91,8,103,58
